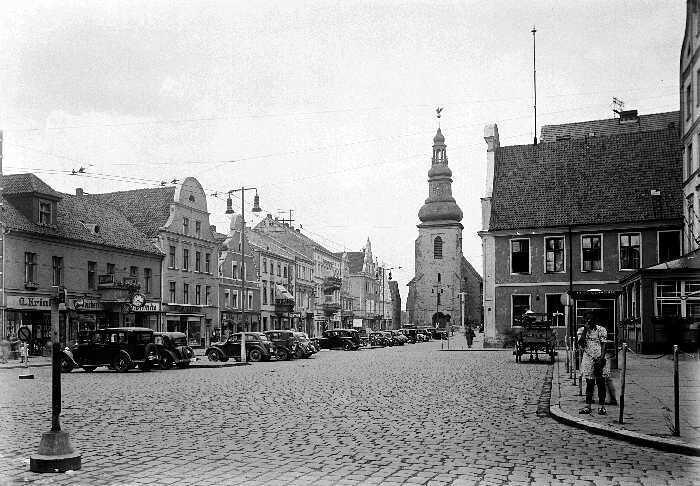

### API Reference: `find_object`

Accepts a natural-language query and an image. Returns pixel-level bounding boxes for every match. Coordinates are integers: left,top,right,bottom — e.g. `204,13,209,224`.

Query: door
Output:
576,299,616,343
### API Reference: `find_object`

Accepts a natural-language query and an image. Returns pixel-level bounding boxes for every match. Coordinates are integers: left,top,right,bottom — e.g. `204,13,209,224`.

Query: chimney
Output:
76,188,84,196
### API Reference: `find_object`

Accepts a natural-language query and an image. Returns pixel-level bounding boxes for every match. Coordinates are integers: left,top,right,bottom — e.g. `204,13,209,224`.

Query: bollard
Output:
673,344,680,437
618,343,627,424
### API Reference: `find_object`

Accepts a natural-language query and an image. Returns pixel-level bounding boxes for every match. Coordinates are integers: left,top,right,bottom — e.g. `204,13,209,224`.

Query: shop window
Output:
581,235,602,271
169,246,176,268
510,239,530,274
144,268,152,293
52,256,64,286
619,233,641,270
183,249,189,271
39,200,52,225
25,252,38,284
87,261,96,289
183,284,189,304
205,253,211,273
658,230,682,264
434,237,443,259
195,251,201,272
545,236,564,273
169,282,176,303
512,294,530,326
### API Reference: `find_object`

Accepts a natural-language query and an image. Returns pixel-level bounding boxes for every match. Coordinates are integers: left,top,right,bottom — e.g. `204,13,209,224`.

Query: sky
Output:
0,1,686,306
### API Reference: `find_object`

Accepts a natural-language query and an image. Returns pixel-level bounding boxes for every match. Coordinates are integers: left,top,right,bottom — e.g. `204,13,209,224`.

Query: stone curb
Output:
0,363,51,370
549,362,700,457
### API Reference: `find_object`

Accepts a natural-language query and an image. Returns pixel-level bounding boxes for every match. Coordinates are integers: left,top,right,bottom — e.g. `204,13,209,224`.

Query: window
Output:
510,239,530,274
433,236,443,259
39,200,52,225
144,268,152,293
169,246,176,268
224,289,230,307
283,266,288,278
195,251,201,272
512,295,531,326
195,285,201,305
248,292,253,309
106,262,115,275
205,286,211,305
195,220,201,238
687,84,693,121
51,256,63,286
545,294,565,327
545,236,565,273
697,70,700,106
262,281,268,305
437,273,441,283
437,292,441,306
263,257,267,273
183,249,189,270
658,230,681,264
205,253,211,273
183,283,189,304
183,217,189,235
87,261,96,289
24,252,37,284
277,263,281,277
232,291,238,308
581,235,602,271
687,194,695,251
619,233,641,270
232,263,238,279
688,144,694,179
169,282,176,303
130,266,138,277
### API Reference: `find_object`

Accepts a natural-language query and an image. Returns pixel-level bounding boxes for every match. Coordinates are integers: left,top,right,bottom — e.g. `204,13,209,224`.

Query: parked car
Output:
308,336,321,353
152,332,195,369
401,328,418,343
432,328,449,340
356,327,371,347
264,330,300,361
60,327,160,373
417,328,433,341
389,330,408,345
292,331,315,358
206,332,275,362
369,331,389,347
318,328,361,350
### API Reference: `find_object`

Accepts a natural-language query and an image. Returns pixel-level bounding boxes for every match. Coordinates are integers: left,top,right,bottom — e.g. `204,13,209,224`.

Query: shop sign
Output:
68,298,104,312
7,295,53,310
165,304,201,314
133,301,161,312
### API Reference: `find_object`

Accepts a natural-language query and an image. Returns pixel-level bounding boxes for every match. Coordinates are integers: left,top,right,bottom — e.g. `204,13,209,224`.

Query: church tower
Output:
408,117,464,328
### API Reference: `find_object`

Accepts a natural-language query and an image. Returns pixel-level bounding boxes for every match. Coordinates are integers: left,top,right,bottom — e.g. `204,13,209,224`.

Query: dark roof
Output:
2,173,62,198
247,230,296,260
540,111,679,143
253,219,336,258
646,250,700,271
347,252,365,273
489,127,682,231
0,176,162,255
87,187,176,237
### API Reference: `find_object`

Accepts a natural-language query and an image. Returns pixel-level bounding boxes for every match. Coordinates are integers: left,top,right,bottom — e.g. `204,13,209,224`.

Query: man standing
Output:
577,314,609,415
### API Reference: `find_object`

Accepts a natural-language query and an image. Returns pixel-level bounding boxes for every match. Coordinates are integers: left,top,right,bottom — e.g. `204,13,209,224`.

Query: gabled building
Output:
480,113,683,347
89,177,220,347
0,174,163,352
337,239,380,329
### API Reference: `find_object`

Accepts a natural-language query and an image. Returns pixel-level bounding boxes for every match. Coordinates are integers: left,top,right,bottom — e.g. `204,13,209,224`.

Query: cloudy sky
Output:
0,1,685,302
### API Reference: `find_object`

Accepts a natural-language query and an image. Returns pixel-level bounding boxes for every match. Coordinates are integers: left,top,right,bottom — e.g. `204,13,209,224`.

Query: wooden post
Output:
673,344,680,436
618,343,627,424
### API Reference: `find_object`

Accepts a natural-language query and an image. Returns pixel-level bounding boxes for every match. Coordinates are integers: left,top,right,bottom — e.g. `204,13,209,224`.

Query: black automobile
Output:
401,329,418,343
318,328,361,350
60,327,160,373
432,328,449,340
369,331,389,347
264,330,300,361
152,332,196,369
292,331,315,358
205,332,275,362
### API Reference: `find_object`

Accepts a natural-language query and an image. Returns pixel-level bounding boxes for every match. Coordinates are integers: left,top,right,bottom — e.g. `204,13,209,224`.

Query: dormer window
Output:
39,200,52,225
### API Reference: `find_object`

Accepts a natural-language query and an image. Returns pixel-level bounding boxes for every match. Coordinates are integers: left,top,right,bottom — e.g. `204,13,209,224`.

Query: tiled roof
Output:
87,187,176,237
247,230,296,260
539,111,679,143
489,127,682,231
0,176,162,255
253,219,336,258
2,173,62,198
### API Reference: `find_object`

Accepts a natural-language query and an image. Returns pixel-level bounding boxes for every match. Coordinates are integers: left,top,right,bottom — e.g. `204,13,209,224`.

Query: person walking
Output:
465,325,475,349
577,314,609,415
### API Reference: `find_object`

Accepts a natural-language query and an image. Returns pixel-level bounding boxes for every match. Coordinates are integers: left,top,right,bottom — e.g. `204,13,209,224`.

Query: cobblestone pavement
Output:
1,340,699,485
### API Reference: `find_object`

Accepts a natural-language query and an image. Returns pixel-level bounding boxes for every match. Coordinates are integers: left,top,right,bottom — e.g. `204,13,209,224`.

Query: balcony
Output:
322,276,341,293
321,295,341,315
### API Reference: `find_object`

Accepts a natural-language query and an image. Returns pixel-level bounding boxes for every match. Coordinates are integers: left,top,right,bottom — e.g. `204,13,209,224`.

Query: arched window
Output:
434,236,443,259
437,273,441,283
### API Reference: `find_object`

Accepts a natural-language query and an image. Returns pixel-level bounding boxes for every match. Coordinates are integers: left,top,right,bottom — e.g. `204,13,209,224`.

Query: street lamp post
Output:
226,187,261,357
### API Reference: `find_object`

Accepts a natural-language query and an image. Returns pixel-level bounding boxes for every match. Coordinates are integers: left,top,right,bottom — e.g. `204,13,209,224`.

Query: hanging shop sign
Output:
68,298,104,312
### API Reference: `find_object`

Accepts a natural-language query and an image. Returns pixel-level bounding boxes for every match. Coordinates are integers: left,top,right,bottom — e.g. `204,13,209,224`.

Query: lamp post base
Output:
30,431,82,473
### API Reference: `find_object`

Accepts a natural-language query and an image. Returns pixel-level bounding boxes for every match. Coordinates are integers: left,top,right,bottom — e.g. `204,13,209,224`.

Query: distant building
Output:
89,178,220,347
0,174,163,352
480,112,683,348
337,239,380,329
389,280,401,329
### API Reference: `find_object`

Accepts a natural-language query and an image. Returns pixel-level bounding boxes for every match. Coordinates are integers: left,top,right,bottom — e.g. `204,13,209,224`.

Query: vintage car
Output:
292,331,315,358
264,330,300,361
60,327,160,373
205,332,275,362
432,328,449,340
369,331,389,347
388,330,408,345
318,328,361,350
152,332,196,369
401,328,418,343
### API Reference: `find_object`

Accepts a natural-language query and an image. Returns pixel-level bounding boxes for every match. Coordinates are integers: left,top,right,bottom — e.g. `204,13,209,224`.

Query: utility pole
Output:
532,25,538,145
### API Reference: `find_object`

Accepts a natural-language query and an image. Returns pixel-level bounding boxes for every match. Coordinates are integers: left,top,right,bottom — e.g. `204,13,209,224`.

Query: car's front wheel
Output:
60,356,74,373
248,348,263,362
112,353,130,373
206,349,220,362
276,348,289,361
161,353,174,370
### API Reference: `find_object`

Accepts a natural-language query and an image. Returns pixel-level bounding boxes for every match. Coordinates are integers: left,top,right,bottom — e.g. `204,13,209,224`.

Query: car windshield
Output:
135,333,152,344
257,334,270,342
172,336,187,346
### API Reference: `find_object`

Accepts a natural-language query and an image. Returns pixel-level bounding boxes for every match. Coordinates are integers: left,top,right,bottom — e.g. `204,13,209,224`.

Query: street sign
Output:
18,326,31,342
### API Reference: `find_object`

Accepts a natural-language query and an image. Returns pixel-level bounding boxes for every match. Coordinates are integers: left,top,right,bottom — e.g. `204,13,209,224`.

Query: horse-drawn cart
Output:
513,311,557,363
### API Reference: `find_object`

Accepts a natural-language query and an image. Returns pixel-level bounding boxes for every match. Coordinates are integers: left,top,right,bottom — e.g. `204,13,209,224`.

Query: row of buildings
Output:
0,174,400,353
477,1,700,353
